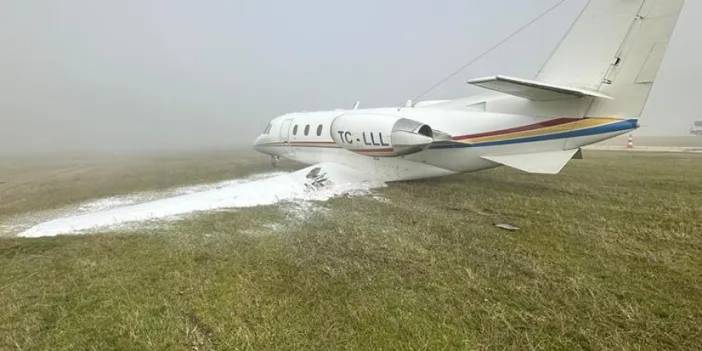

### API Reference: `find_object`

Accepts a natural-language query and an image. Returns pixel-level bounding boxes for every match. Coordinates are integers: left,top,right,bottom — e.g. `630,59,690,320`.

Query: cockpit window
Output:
304,125,310,136
263,123,272,134
293,125,298,135
316,124,323,136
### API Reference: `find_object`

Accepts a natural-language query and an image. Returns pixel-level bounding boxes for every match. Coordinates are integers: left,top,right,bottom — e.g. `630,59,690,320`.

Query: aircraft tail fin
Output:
468,75,612,101
536,0,685,118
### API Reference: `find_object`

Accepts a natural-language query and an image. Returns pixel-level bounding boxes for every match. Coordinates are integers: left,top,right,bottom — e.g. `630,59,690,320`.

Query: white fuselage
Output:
249,0,688,181
254,100,638,181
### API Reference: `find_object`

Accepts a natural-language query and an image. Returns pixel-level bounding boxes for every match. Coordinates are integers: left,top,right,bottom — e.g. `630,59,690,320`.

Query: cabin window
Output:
304,125,310,136
316,124,323,136
292,125,298,135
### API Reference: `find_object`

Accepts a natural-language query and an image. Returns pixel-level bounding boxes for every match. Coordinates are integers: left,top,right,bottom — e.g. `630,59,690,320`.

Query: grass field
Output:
1,150,701,350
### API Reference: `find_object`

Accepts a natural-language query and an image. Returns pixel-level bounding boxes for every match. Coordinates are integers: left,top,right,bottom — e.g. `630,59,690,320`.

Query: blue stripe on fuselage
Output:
429,119,638,149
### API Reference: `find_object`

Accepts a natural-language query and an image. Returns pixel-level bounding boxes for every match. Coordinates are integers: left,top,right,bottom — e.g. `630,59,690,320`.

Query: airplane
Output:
253,0,686,182
16,0,692,237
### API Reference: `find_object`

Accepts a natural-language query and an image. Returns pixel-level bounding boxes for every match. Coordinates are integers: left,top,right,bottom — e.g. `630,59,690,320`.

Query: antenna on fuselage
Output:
353,101,360,110
409,0,568,103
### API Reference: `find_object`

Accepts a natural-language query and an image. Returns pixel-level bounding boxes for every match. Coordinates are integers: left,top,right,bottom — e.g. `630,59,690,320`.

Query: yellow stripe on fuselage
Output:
461,117,620,144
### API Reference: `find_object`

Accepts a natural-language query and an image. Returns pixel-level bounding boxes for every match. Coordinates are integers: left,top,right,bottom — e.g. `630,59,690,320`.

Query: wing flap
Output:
468,75,612,101
481,149,580,174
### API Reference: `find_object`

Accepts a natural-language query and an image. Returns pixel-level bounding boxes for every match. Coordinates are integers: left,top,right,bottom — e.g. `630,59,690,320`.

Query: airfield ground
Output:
0,150,700,350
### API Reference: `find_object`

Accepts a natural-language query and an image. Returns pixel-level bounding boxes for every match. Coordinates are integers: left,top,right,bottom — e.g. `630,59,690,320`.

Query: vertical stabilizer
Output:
536,0,685,118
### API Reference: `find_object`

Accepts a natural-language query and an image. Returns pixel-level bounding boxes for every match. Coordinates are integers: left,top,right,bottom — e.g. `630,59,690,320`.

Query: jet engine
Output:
330,114,434,157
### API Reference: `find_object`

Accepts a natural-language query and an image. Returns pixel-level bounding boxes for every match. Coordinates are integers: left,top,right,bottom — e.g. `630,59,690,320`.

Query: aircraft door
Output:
280,119,292,142
279,119,294,156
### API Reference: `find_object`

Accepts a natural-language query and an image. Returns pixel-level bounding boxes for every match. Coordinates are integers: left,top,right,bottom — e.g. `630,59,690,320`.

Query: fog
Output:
1,0,699,154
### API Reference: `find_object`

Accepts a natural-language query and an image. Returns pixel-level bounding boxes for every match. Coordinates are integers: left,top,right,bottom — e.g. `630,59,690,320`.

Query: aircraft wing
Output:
481,149,580,174
468,75,612,101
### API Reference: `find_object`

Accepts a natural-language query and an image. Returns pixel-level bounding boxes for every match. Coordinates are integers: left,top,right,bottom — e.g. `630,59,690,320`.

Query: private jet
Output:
18,0,690,237
254,0,685,182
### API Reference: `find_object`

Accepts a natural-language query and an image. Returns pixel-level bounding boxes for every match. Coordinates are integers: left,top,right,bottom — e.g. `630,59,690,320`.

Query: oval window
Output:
304,125,310,136
316,124,323,136
292,125,298,135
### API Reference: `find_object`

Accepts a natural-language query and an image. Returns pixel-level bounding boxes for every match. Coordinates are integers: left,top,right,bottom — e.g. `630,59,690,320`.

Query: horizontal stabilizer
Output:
468,75,612,101
481,149,580,174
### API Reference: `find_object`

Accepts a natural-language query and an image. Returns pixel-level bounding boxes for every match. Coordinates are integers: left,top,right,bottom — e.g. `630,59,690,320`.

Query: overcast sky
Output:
0,0,699,153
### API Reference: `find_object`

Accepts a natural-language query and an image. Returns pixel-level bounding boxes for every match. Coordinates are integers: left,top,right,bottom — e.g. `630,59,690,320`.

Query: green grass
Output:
1,151,701,350
0,150,297,224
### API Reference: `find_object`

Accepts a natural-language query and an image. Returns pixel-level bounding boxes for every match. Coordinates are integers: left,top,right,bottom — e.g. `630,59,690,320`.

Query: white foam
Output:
19,164,383,238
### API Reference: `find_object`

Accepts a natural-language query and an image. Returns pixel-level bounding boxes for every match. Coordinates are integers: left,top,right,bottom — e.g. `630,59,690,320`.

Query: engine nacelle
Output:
330,114,434,157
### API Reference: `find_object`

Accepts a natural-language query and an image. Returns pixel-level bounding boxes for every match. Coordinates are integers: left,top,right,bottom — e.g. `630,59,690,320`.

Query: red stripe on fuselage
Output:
355,148,394,153
451,117,580,140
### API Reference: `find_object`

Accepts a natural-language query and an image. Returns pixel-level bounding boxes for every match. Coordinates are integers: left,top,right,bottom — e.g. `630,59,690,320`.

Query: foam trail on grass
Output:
19,163,382,238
